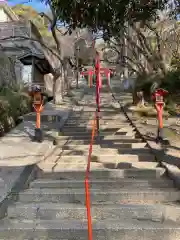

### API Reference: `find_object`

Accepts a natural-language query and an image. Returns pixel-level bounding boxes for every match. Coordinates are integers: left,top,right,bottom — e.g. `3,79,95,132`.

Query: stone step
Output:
43,154,157,164
61,125,120,134
18,187,179,204
38,162,105,171
103,133,135,139
67,117,121,121
38,162,159,171
55,134,136,141
62,128,118,133
65,118,128,124
60,132,135,138
41,155,140,163
56,137,139,144
55,138,146,146
8,203,180,222
83,109,116,112
61,137,142,143
37,168,165,180
0,219,179,239
65,120,91,124
58,145,151,155
61,131,136,137
64,124,131,128
62,127,124,131
61,130,120,135
23,114,62,122
30,179,174,189
61,142,146,149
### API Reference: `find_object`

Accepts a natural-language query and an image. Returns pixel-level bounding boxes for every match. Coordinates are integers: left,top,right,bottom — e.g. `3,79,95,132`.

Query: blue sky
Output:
8,0,49,12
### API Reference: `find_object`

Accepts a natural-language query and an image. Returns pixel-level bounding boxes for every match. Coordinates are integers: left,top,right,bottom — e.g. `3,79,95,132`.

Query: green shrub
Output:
137,69,180,104
0,86,32,136
160,69,180,93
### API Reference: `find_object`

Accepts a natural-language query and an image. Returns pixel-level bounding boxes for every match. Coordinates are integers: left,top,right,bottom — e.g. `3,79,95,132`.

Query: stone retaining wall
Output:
0,49,16,87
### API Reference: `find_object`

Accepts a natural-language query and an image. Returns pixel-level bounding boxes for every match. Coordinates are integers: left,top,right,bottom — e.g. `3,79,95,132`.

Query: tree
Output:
10,4,65,103
12,4,51,38
9,3,93,104
102,18,180,103
49,0,169,35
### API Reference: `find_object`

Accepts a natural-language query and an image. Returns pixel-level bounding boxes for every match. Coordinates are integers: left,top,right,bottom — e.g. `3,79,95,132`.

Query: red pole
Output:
85,178,93,240
156,104,163,129
85,117,96,240
89,70,93,88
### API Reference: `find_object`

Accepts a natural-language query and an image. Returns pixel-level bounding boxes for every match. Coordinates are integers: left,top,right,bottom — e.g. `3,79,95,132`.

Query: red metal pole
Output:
85,178,93,240
85,117,96,240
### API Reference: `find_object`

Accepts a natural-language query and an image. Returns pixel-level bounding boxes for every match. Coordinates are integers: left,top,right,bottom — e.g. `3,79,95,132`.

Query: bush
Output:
137,69,180,104
160,69,180,93
0,87,32,136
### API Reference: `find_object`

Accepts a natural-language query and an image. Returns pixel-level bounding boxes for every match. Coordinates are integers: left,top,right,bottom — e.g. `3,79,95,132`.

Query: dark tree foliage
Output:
47,0,168,35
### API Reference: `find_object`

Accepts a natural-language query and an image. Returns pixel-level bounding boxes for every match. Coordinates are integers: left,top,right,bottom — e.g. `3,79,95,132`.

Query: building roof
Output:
0,2,19,21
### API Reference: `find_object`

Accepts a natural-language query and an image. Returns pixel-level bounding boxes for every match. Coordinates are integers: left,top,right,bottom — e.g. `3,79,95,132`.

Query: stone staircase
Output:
0,90,180,239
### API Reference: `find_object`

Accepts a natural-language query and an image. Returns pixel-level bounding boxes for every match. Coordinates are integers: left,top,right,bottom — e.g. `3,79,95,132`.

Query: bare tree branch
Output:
39,8,61,53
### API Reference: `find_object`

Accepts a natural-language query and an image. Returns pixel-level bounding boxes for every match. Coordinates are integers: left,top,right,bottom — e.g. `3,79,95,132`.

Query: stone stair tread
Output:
7,202,180,223
30,179,174,187
60,131,119,134
55,134,136,140
38,162,105,170
1,218,179,229
56,138,137,144
19,188,180,204
20,188,179,194
38,167,164,174
8,202,180,222
38,168,165,179
48,150,155,159
57,151,154,160
60,142,146,148
60,138,143,143
38,162,159,169
42,154,151,161
9,202,180,210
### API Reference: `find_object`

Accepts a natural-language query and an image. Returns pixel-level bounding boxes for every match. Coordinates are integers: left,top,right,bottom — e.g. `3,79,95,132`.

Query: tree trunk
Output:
76,69,79,88
53,75,63,105
63,60,70,94
137,91,145,106
132,89,139,105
